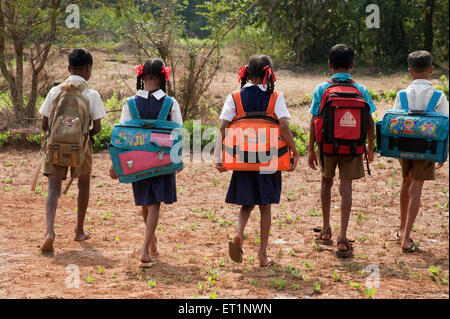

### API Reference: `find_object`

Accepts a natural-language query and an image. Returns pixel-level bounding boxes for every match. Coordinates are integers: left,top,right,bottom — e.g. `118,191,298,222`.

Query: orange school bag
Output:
222,90,293,171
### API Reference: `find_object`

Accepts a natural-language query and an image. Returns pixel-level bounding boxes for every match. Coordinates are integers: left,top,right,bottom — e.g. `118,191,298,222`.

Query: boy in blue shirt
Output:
307,44,376,257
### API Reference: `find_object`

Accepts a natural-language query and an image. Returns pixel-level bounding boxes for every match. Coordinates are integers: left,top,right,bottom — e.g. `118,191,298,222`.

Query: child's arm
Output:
279,118,299,171
214,120,230,172
307,115,318,170
42,116,49,132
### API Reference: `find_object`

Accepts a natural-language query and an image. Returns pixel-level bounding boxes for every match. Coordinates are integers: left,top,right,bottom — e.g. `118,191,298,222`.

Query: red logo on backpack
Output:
314,79,370,156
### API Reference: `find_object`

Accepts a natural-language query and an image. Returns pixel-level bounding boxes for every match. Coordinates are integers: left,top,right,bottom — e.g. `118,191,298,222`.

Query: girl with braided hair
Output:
109,58,182,267
215,55,299,267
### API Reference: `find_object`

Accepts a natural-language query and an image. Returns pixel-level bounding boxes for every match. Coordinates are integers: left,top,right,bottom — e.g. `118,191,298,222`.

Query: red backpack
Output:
314,79,371,172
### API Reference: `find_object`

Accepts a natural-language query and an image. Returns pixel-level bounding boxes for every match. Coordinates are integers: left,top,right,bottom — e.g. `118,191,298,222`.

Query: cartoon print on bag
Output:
389,118,401,134
115,131,128,145
420,121,436,137
402,118,416,135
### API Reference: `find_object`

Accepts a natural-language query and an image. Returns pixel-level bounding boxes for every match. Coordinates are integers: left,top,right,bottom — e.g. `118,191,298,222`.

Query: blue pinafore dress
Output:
130,93,177,206
225,86,282,206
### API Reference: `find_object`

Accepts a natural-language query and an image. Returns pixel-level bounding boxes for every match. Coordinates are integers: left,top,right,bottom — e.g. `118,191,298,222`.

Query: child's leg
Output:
337,179,352,250
74,173,91,241
320,176,334,239
399,176,412,238
401,180,424,250
41,175,63,252
141,203,161,263
141,206,158,254
258,204,272,267
235,205,254,242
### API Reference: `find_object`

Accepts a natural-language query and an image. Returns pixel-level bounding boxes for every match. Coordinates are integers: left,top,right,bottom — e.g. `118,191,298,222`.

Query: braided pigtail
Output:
136,75,144,91
267,74,275,94
160,76,167,93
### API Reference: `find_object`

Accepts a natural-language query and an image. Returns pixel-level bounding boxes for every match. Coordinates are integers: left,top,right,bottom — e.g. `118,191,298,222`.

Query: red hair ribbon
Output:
134,64,144,77
161,66,172,81
238,65,248,82
262,65,276,88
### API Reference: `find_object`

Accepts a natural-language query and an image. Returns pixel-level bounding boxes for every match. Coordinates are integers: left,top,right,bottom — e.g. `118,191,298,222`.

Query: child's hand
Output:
288,153,299,171
436,162,444,169
215,162,226,172
109,165,118,179
307,151,318,170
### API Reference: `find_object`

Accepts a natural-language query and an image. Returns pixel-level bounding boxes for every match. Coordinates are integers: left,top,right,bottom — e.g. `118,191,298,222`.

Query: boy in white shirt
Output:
39,49,106,252
393,50,449,253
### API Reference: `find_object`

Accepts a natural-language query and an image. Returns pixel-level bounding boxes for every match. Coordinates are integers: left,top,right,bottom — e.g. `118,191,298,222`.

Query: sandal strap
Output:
337,237,353,250
314,227,332,240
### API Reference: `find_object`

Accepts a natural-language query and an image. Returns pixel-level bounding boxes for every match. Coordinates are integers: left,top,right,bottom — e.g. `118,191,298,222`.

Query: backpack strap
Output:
157,96,174,120
232,91,245,116
266,91,279,115
399,90,409,110
128,96,141,120
426,90,442,112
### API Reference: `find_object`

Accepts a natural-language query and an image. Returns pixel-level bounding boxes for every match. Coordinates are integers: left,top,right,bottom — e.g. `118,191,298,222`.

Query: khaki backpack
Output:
45,80,90,168
31,80,90,193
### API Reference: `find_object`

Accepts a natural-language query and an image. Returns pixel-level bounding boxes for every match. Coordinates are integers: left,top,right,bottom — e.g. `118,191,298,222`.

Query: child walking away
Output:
109,58,183,267
38,48,106,253
393,51,449,253
215,55,299,267
307,44,376,258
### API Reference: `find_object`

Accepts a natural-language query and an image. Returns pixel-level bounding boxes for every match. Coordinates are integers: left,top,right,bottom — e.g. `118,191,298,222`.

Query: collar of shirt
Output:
411,79,433,86
242,82,267,92
136,89,166,100
68,75,88,84
330,73,352,81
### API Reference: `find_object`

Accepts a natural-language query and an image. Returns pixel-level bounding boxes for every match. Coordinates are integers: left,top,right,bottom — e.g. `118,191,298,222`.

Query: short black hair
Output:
328,44,354,69
68,48,93,68
408,50,433,72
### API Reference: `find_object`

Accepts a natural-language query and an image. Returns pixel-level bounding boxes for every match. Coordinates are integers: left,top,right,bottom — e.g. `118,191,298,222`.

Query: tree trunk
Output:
424,0,434,53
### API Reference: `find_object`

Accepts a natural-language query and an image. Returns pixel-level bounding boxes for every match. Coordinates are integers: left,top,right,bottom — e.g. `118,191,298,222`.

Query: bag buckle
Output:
157,150,164,160
126,160,134,168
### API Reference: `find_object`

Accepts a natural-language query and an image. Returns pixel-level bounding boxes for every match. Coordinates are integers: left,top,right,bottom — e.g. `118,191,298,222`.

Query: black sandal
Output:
335,237,354,258
313,227,333,245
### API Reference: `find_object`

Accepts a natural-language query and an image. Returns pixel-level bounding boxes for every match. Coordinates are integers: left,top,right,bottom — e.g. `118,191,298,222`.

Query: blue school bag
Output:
376,90,449,162
108,96,183,183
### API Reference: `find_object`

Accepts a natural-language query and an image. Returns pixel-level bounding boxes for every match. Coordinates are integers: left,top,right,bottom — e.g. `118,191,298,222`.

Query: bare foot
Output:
150,235,159,255
74,229,91,242
140,254,154,264
41,234,55,253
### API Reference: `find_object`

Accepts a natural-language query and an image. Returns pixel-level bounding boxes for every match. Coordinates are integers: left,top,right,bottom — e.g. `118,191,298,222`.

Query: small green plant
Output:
85,275,94,283
304,261,314,270
288,249,295,256
307,209,321,216
332,270,341,282
363,287,377,298
147,279,157,288
271,277,286,290
250,280,260,287
313,281,321,294
247,256,255,265
349,281,361,290
97,265,105,274
312,239,322,252
429,266,449,284
292,282,300,290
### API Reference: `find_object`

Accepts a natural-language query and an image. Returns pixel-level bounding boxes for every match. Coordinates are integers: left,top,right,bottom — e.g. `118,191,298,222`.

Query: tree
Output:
119,0,258,120
0,0,82,122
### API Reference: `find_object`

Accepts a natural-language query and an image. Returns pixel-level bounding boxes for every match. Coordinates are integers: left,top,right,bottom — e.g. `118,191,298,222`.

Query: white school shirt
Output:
219,83,291,121
120,89,183,125
39,75,106,121
393,79,449,115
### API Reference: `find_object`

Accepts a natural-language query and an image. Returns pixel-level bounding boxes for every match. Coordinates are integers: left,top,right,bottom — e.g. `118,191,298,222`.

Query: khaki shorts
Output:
43,140,93,180
318,151,365,180
399,159,435,180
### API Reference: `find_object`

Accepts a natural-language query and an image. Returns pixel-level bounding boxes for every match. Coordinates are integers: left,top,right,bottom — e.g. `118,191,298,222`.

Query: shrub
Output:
93,123,113,152
290,124,308,156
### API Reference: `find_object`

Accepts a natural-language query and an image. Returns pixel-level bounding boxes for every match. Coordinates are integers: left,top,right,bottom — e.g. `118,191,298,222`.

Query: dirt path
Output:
0,148,448,299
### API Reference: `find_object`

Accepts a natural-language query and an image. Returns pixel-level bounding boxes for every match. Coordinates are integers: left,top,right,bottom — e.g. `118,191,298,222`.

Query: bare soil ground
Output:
0,51,448,299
